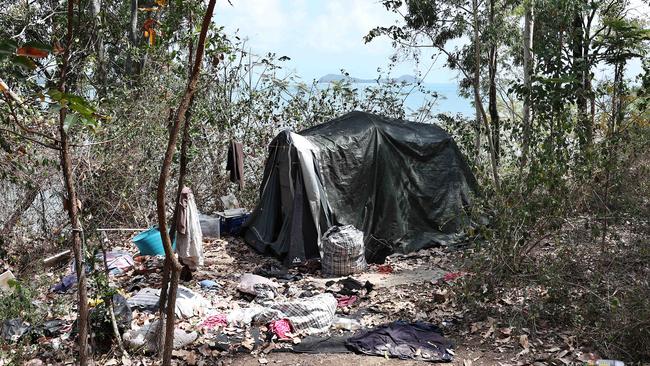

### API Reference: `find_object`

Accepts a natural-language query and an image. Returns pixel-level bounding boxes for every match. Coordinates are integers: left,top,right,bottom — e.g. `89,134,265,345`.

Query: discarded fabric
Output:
226,140,245,189
127,286,207,318
336,295,358,308
199,314,228,329
237,273,277,298
269,318,292,339
321,225,367,277
177,186,204,271
377,264,393,274
127,287,160,312
254,263,300,281
442,271,465,282
52,273,77,293
102,251,134,275
258,293,337,335
199,279,220,289
346,321,454,362
1,319,31,342
326,277,373,297
123,320,197,352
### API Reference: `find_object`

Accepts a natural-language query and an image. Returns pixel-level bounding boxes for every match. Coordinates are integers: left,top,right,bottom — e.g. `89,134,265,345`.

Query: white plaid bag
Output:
321,225,368,277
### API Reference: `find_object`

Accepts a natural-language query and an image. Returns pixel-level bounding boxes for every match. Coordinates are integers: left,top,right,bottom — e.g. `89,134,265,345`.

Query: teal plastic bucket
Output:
132,227,176,256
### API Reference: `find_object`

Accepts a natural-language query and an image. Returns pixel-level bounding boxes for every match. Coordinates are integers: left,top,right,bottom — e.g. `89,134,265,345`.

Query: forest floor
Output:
1,231,616,366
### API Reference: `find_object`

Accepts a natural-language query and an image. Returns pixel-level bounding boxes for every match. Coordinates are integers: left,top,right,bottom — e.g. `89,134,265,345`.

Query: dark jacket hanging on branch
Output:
226,140,244,189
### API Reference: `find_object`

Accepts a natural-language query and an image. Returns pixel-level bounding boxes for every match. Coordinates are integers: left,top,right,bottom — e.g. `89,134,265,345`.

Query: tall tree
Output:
58,0,90,363
155,0,216,365
521,0,534,165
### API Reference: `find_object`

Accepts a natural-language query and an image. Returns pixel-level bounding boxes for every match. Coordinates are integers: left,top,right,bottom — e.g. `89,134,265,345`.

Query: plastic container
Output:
332,317,361,331
199,214,220,238
595,361,624,366
0,270,16,293
220,213,250,235
132,227,175,256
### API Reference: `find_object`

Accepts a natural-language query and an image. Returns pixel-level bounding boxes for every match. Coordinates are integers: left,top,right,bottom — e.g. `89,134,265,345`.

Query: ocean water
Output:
317,82,475,118
405,83,474,117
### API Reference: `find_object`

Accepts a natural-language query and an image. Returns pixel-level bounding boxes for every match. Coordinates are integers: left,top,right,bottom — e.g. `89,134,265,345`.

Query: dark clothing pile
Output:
346,321,454,362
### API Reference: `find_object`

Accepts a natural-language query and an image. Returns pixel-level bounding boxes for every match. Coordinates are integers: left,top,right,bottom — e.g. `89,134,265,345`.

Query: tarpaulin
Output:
243,111,477,263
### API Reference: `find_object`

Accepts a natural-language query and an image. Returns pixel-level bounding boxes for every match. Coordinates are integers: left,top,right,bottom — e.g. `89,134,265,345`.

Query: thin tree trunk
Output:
472,0,500,190
573,9,590,152
90,0,105,95
521,0,533,165
156,1,216,365
58,1,89,364
488,0,500,165
126,0,138,76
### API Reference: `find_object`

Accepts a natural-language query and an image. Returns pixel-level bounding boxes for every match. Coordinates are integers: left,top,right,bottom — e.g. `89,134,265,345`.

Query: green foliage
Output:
0,280,40,325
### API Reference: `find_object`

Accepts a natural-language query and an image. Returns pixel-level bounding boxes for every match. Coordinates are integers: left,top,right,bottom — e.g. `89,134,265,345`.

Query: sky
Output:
214,0,445,83
215,0,648,84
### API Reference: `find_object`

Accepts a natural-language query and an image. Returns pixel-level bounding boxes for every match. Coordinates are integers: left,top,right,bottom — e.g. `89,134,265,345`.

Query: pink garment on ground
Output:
199,314,228,329
377,264,393,274
336,295,359,308
269,318,292,339
442,271,465,282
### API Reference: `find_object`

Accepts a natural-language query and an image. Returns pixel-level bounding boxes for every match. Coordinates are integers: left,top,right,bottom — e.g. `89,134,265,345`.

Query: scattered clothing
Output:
237,273,277,299
126,286,207,319
325,277,373,297
103,251,134,275
377,264,394,274
52,273,77,293
288,334,353,354
258,293,337,335
127,287,160,312
269,318,292,339
321,225,367,277
336,295,358,308
51,251,134,293
1,319,31,342
442,271,466,282
199,314,228,329
199,279,220,290
346,321,454,362
123,320,197,352
133,255,165,275
226,293,337,336
176,187,203,271
175,286,208,318
226,140,244,189
254,263,301,281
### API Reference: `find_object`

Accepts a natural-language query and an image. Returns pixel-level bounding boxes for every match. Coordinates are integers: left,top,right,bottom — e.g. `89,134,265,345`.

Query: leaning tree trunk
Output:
156,1,216,365
58,0,89,364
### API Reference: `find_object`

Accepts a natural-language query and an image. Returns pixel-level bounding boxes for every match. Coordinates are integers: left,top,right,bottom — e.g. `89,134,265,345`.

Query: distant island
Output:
318,73,422,84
